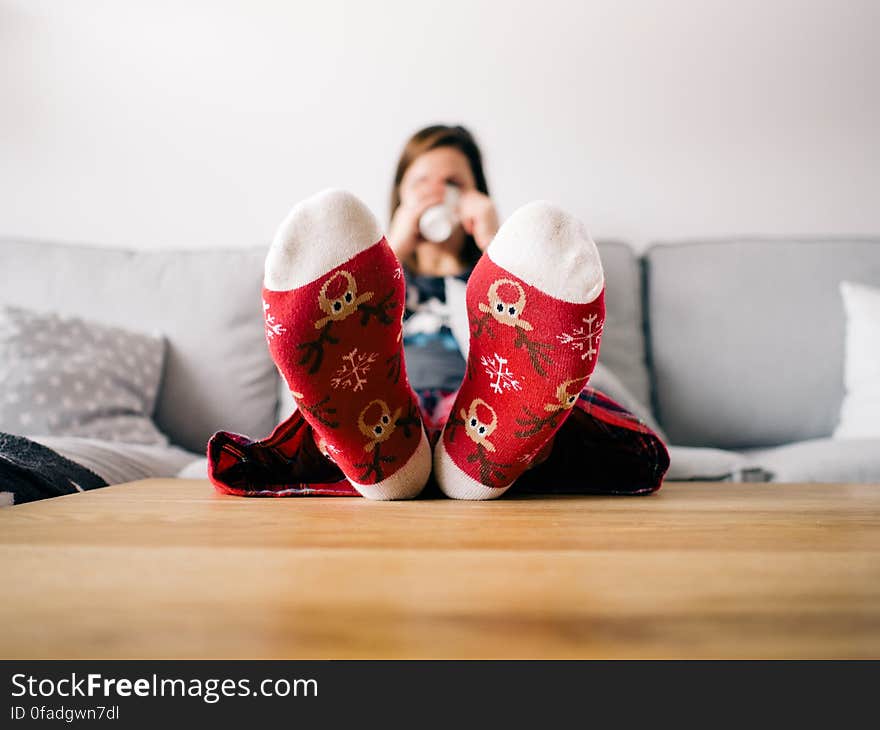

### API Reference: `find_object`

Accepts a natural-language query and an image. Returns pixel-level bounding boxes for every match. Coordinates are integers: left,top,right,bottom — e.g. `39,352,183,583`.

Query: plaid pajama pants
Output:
207,386,669,498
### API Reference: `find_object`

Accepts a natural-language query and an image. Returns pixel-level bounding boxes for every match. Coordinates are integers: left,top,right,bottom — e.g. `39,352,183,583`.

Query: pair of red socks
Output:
262,190,605,500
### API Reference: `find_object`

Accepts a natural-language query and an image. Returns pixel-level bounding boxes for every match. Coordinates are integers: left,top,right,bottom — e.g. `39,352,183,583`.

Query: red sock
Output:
262,190,431,499
434,201,606,499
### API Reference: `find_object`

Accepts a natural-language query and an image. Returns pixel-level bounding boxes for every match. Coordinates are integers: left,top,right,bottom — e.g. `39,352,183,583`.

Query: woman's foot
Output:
263,189,431,499
433,201,606,499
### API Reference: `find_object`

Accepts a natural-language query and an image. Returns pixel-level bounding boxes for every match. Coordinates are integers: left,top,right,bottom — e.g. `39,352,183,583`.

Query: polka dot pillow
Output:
0,305,168,445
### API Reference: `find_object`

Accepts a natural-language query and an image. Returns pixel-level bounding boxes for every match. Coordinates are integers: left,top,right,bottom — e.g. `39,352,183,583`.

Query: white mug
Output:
419,184,460,243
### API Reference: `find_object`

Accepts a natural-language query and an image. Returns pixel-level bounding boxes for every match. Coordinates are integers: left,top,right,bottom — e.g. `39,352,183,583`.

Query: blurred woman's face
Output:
398,147,476,205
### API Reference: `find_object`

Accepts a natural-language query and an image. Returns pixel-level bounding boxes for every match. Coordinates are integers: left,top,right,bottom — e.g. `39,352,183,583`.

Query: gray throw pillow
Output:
0,306,168,445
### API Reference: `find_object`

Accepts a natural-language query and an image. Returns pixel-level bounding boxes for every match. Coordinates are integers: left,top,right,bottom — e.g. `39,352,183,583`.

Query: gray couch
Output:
605,237,880,482
2,235,879,486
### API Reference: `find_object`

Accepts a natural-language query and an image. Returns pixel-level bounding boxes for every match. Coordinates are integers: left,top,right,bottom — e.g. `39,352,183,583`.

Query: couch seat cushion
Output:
665,445,771,482
744,438,880,483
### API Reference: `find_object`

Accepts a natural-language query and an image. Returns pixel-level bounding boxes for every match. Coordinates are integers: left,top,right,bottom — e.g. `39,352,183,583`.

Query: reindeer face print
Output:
315,271,373,329
460,398,498,452
544,377,587,413
479,279,533,331
358,399,401,452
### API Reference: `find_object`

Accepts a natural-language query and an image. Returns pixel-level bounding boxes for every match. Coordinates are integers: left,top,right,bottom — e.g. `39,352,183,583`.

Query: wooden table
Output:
1,479,878,659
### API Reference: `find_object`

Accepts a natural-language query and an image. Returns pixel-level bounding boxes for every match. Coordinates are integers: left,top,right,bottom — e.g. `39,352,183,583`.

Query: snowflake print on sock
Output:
481,352,522,395
557,313,603,361
263,300,287,340
330,347,378,392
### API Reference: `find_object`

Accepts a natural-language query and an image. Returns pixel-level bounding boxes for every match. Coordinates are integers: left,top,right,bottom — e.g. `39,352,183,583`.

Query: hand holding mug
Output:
457,190,499,251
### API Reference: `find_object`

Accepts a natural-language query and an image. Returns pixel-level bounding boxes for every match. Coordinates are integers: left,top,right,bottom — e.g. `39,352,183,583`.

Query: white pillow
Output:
834,281,880,439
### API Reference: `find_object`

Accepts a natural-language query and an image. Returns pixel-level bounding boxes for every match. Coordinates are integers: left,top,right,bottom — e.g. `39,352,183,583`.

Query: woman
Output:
388,125,497,273
207,125,669,500
387,125,498,397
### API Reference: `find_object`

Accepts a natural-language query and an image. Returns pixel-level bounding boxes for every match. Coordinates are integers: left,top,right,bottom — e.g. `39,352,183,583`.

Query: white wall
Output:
1,0,877,252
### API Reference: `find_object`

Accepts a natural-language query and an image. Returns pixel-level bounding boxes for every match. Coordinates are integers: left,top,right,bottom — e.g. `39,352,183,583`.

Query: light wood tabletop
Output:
1,479,878,659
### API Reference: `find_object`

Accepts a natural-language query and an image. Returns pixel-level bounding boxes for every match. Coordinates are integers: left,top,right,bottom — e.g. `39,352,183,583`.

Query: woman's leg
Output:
510,386,669,495
428,382,668,497
433,201,607,499
260,190,432,499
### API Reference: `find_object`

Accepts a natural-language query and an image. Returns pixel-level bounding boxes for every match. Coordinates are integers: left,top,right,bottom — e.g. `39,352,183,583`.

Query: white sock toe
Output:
264,189,384,292
350,427,432,500
486,200,604,304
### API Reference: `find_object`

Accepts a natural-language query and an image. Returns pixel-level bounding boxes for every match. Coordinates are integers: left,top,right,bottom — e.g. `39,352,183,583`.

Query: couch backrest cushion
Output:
645,238,880,448
594,241,651,408
0,238,277,453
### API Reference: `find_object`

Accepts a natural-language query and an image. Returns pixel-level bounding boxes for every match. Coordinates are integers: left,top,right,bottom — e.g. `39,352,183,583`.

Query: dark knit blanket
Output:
0,432,107,506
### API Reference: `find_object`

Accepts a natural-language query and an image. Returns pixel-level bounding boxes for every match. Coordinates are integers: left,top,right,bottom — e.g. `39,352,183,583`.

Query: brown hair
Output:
390,124,489,269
